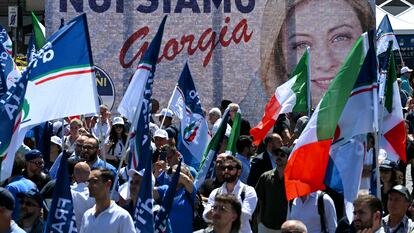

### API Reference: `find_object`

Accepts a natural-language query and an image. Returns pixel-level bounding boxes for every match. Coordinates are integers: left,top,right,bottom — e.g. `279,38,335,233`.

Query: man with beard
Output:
204,155,257,233
255,146,290,232
22,150,50,191
199,153,227,201
336,194,383,233
80,134,117,177
247,133,283,187
16,189,44,233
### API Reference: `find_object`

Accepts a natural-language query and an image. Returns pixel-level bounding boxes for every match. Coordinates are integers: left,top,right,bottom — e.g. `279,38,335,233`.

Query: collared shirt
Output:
266,150,276,169
255,168,287,230
382,215,414,233
71,182,95,232
80,201,136,233
288,191,337,233
236,154,251,183
204,180,258,233
92,119,110,140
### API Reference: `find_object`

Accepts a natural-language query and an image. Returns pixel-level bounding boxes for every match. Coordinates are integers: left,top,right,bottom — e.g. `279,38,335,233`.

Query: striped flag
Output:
195,109,230,189
118,16,167,128
250,49,309,146
285,34,370,200
380,42,406,162
20,14,99,128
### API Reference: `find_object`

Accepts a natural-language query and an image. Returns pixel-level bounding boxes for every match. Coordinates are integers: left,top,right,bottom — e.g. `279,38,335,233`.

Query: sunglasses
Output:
223,165,238,171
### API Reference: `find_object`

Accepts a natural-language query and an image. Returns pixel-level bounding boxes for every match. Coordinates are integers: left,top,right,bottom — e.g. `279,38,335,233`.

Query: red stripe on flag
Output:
35,69,94,85
250,95,281,146
350,84,378,97
384,120,407,162
284,139,331,200
137,65,151,71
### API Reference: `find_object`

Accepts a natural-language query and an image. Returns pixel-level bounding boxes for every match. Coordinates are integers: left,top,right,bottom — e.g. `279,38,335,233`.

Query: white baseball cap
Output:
401,66,413,74
153,129,169,139
112,117,125,126
50,136,62,148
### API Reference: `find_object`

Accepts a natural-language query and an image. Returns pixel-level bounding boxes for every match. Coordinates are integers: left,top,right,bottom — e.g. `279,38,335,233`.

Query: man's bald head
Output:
281,220,307,233
73,162,91,183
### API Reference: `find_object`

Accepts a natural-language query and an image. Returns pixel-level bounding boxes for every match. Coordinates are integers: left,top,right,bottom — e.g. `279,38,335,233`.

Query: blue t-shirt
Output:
156,185,196,233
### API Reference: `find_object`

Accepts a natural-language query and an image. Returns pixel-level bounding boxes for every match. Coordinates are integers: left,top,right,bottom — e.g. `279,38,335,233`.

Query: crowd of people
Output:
0,66,414,233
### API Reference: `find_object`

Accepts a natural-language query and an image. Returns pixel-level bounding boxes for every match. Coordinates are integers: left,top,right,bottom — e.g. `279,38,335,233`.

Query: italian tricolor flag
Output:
380,44,406,162
284,34,369,200
250,49,309,146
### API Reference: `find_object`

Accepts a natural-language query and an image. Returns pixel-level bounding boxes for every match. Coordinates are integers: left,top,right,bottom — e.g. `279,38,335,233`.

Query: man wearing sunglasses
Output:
204,155,258,233
255,146,290,233
23,150,50,191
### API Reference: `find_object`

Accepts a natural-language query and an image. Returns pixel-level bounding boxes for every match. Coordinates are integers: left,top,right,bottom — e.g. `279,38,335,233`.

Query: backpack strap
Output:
240,185,246,203
318,191,327,233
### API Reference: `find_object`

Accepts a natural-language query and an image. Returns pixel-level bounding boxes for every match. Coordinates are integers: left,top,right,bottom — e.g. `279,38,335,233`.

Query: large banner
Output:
46,0,375,124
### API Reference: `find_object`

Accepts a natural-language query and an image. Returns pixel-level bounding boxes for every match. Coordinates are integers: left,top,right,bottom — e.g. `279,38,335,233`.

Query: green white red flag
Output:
284,34,369,201
250,49,309,146
380,43,406,162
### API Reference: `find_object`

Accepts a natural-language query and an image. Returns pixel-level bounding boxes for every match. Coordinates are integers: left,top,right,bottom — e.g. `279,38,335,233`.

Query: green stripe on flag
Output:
31,64,91,81
226,111,241,155
31,12,46,50
385,43,396,113
197,111,229,171
316,35,366,140
291,49,309,113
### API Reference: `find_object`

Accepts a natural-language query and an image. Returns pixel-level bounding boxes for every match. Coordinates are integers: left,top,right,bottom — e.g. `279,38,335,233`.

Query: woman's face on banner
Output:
281,0,362,106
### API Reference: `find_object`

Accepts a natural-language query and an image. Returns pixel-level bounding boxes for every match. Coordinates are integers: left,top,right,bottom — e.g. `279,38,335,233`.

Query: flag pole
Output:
376,69,388,200
160,85,178,129
306,47,311,117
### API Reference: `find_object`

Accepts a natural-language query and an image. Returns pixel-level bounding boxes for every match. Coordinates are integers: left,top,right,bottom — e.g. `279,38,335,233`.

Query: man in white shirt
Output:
204,155,258,233
92,105,111,140
71,162,95,232
288,191,337,233
80,168,136,233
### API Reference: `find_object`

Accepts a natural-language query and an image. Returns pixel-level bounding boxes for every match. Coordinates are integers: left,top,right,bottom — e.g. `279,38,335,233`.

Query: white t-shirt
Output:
71,182,95,232
80,201,136,233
